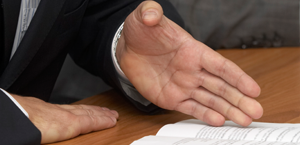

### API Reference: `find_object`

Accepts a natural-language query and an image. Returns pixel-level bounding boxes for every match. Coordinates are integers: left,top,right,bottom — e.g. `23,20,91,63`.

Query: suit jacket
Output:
0,0,184,144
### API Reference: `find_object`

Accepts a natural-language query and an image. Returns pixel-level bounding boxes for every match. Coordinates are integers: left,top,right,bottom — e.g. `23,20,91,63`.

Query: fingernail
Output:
143,10,158,20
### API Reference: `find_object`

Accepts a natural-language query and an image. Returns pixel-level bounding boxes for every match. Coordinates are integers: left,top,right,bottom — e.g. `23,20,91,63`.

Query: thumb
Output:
135,1,164,26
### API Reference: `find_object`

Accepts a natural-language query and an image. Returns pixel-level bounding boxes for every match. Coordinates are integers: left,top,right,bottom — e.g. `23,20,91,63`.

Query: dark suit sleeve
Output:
0,90,41,145
69,0,184,113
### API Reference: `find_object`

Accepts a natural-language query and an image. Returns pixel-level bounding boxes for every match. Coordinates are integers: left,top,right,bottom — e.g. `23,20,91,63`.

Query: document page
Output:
131,136,299,145
157,119,300,143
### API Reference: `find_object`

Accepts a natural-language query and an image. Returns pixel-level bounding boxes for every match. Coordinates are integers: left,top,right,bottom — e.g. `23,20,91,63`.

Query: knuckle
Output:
218,59,228,78
207,97,216,109
190,102,198,117
190,90,196,99
224,106,233,118
76,105,84,109
218,82,228,97
198,71,206,87
236,73,245,87
101,107,109,111
236,95,244,109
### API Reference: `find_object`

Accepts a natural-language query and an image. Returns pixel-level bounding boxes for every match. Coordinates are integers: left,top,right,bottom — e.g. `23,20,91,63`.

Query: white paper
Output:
131,119,300,145
157,119,300,143
131,136,299,145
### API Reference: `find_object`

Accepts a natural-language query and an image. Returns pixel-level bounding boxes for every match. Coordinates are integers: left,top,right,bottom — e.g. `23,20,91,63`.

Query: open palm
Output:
117,1,263,127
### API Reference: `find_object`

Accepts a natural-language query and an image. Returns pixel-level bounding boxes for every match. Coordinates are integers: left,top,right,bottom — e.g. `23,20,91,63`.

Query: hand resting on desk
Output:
12,94,119,144
117,1,263,127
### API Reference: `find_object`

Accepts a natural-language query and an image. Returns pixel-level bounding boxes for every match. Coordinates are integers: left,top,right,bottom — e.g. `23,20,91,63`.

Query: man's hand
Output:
12,94,118,144
117,1,263,127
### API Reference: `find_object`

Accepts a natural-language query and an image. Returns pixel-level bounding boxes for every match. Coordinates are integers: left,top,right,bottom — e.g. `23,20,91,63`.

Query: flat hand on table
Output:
117,1,263,127
13,94,118,144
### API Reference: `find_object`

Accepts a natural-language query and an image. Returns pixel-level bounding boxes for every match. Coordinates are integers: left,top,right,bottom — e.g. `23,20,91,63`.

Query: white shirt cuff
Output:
111,23,151,106
0,88,29,118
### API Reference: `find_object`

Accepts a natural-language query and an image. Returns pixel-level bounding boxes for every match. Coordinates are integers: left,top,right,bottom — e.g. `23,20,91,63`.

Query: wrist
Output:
11,93,22,103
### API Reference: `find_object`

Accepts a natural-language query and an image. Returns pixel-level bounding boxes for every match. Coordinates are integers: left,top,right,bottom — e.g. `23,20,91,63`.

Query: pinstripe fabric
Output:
10,0,41,59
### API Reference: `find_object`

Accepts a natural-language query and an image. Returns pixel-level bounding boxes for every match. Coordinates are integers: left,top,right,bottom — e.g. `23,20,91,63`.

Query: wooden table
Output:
49,47,300,145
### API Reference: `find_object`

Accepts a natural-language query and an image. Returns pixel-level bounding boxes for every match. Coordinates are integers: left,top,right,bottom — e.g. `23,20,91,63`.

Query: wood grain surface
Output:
48,47,300,145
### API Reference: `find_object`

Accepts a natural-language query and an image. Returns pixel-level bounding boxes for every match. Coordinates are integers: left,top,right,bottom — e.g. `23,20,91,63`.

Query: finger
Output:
199,44,261,97
199,70,263,119
192,87,253,126
175,99,225,126
135,1,163,26
76,115,117,135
